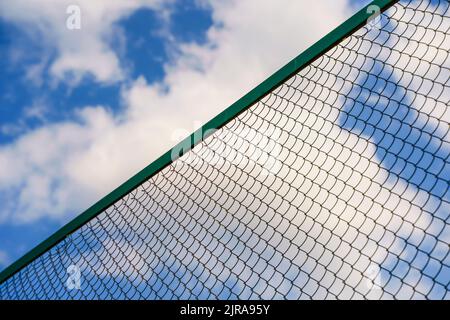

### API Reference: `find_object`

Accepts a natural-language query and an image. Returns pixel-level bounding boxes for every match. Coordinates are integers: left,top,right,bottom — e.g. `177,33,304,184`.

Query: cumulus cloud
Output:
0,0,351,223
0,0,170,85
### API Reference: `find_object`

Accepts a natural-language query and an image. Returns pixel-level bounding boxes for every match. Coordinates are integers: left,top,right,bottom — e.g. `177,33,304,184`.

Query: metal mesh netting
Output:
1,0,449,300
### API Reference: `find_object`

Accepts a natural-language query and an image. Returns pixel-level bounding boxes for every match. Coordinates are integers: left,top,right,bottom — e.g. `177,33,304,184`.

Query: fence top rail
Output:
0,0,398,286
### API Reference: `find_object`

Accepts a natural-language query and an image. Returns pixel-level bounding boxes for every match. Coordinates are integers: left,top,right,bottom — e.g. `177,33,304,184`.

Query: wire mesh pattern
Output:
1,0,449,299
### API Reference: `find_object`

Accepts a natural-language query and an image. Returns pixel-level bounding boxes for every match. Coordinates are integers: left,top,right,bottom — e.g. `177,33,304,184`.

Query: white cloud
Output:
0,0,170,85
0,0,352,223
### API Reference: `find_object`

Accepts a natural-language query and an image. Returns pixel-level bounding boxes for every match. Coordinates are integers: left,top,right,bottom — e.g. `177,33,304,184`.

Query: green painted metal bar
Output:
0,0,398,286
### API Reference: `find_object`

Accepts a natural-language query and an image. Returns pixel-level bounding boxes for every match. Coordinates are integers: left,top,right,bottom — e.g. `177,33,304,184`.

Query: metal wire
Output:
0,0,449,300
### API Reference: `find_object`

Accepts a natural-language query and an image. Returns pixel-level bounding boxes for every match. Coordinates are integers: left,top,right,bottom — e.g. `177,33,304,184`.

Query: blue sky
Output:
0,1,212,145
0,0,215,267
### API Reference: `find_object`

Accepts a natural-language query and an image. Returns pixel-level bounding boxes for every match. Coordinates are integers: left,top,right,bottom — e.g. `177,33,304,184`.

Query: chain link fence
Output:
0,0,449,299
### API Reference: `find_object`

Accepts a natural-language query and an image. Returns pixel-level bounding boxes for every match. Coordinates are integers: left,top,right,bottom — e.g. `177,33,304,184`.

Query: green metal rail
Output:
0,0,398,285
